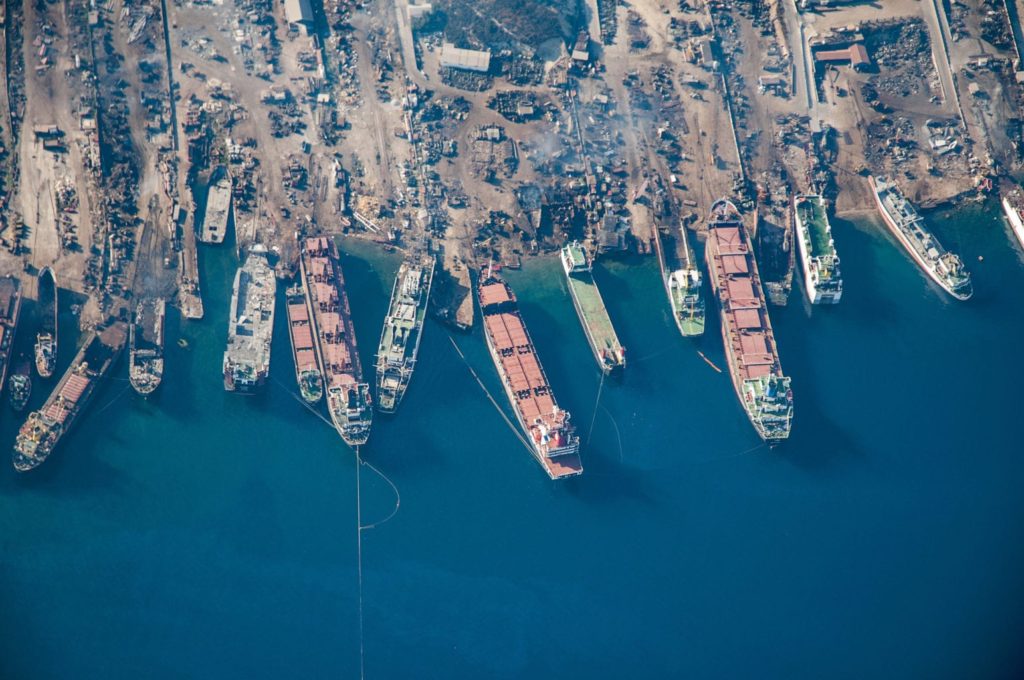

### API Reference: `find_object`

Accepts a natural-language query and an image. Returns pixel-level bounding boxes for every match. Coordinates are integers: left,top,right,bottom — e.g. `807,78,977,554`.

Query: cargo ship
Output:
1001,187,1024,251
223,246,276,392
285,282,323,403
794,195,843,304
7,356,32,412
479,270,582,479
35,267,57,378
13,321,128,472
654,221,705,337
560,242,625,374
705,199,793,443
870,176,972,301
753,180,795,306
300,237,372,445
375,253,434,413
129,298,165,395
0,277,22,400
200,167,232,244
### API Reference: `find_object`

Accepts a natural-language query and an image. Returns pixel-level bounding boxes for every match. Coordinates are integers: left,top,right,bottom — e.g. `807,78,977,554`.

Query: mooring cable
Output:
446,334,533,454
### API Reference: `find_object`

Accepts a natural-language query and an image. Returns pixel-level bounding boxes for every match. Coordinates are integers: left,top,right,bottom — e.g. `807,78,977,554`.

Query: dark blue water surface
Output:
2,202,1024,679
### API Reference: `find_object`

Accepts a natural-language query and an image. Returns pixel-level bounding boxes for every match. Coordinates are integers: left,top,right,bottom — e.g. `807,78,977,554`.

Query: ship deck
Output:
797,199,834,258
709,224,780,382
566,272,622,358
226,255,275,368
303,237,363,388
287,301,319,373
484,312,561,423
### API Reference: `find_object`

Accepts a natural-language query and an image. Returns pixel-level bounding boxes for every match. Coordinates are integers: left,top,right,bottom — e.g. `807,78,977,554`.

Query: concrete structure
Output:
283,0,313,34
439,43,491,73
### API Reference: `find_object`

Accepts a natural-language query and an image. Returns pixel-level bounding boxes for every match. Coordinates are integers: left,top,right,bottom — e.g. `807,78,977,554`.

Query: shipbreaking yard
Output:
0,0,1020,329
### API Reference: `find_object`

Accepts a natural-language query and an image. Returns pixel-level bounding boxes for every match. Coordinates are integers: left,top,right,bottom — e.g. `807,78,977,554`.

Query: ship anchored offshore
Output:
479,268,582,479
705,199,794,443
870,176,972,301
375,252,434,413
300,236,372,446
560,241,625,374
223,245,276,393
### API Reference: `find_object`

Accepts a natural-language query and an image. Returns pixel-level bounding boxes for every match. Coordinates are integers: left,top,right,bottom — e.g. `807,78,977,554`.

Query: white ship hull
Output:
1002,196,1024,251
870,180,971,301
793,203,841,305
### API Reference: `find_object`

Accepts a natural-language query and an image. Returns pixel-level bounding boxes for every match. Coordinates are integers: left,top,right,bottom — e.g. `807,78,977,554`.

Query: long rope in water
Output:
272,377,409,680
602,405,624,463
355,444,365,680
94,384,132,415
273,378,401,528
446,335,533,454
586,371,606,446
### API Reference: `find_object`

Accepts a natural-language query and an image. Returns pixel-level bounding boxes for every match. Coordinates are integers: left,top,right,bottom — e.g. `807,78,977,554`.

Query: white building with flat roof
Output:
284,0,313,33
439,42,491,73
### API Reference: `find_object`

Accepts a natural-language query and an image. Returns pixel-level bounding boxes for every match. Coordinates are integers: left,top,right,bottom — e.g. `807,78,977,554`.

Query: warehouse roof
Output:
439,42,491,72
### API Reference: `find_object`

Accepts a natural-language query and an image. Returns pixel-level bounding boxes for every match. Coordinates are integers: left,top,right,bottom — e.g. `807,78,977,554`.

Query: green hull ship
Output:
375,254,434,413
655,222,705,337
560,242,625,374
285,282,323,404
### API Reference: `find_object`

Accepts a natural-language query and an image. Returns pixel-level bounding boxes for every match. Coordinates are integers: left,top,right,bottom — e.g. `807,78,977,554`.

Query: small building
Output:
33,124,63,139
439,43,491,73
758,75,786,95
698,39,716,71
813,43,871,72
571,30,590,63
283,0,313,34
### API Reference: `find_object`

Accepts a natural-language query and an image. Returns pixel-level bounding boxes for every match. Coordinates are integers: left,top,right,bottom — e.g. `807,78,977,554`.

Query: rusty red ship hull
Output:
478,272,582,479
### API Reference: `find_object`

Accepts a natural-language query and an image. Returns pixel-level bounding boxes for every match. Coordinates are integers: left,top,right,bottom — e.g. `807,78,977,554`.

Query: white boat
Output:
869,176,972,301
794,195,842,304
1001,189,1024,251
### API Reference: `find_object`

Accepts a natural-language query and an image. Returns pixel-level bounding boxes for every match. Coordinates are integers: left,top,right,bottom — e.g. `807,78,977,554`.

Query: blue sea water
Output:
2,201,1024,678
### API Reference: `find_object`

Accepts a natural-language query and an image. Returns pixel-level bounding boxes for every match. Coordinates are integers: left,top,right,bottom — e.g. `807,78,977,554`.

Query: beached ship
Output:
0,277,22,401
129,298,165,395
300,237,372,445
1001,187,1024,251
35,267,57,379
13,322,127,472
285,282,323,403
375,253,434,413
223,246,276,393
560,242,625,374
870,176,972,300
705,199,793,443
794,195,843,304
7,356,31,412
753,180,795,306
478,270,582,479
200,167,232,244
654,222,705,337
